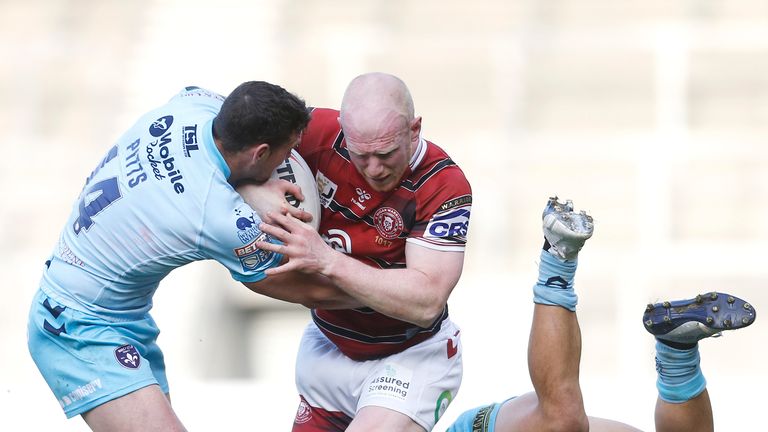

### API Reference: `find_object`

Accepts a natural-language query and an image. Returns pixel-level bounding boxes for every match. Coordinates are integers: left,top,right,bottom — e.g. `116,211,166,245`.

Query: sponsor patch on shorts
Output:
366,363,413,401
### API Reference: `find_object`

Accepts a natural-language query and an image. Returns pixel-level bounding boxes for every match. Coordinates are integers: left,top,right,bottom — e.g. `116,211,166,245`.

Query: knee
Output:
540,393,589,432
545,409,589,432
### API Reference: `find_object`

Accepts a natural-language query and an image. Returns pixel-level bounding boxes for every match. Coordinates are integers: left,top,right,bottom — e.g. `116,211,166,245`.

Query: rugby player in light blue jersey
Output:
27,82,359,432
446,197,755,432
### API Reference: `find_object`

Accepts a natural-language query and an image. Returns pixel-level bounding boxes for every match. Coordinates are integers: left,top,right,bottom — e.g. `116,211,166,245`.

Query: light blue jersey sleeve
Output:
197,173,285,284
41,86,282,318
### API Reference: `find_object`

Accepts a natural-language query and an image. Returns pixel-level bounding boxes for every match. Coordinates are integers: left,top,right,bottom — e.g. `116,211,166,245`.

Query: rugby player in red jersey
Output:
246,72,472,431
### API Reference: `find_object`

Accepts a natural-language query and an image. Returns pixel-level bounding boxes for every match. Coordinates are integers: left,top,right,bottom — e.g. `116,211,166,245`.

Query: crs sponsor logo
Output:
234,232,275,271
426,207,470,239
182,125,199,157
149,115,173,137
315,171,337,208
322,229,351,254
373,207,404,240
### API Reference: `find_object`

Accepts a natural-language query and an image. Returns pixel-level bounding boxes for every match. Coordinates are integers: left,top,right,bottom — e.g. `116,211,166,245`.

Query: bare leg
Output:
82,385,186,432
347,406,425,432
494,198,639,432
654,390,713,432
528,304,589,430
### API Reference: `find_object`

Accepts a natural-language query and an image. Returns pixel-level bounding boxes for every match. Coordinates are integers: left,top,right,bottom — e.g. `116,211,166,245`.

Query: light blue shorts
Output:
27,288,169,418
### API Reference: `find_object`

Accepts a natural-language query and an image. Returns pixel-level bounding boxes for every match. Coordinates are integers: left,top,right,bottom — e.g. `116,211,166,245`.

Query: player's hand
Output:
255,211,335,276
236,180,313,224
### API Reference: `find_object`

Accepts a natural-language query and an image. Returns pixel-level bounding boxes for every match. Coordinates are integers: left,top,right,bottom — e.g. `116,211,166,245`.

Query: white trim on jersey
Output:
409,136,428,170
406,237,466,252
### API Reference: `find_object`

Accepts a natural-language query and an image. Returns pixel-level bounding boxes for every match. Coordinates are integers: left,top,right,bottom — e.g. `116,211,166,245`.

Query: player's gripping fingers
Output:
267,211,306,233
282,205,313,224
258,218,291,243
264,260,299,276
281,181,305,202
253,237,284,254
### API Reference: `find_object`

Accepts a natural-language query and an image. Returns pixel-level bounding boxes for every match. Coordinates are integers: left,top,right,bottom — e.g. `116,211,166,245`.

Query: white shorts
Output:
294,319,463,431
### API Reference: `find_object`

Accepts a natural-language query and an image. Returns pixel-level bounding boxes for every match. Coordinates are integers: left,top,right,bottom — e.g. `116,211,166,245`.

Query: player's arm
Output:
206,180,347,309
242,270,363,310
323,241,463,328
255,212,464,328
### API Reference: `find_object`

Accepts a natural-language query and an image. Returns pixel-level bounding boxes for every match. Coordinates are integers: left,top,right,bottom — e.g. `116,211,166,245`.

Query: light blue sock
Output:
532,250,578,311
655,340,707,403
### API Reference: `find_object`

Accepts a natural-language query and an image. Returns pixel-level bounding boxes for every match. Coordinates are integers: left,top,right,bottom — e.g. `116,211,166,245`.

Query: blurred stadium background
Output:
1,0,766,430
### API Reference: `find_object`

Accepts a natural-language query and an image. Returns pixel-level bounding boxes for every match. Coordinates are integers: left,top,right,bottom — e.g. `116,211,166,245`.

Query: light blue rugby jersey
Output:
40,86,282,319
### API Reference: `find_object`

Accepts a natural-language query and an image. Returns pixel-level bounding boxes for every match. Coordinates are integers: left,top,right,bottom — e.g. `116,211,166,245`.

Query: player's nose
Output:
365,158,386,177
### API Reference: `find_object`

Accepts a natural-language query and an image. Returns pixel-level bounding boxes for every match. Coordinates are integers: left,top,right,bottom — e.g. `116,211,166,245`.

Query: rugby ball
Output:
269,149,321,230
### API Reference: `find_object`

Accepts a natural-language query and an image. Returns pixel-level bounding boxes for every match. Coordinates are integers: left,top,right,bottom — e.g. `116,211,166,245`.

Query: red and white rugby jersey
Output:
297,108,472,361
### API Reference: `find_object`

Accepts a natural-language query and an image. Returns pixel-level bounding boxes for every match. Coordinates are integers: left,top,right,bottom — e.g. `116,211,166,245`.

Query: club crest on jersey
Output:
294,396,312,424
234,209,261,244
315,171,337,208
115,344,141,369
149,115,174,137
373,207,404,240
234,232,275,271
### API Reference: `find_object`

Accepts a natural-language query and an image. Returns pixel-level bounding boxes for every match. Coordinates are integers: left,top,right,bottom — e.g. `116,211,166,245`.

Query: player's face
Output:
252,132,301,183
346,123,414,192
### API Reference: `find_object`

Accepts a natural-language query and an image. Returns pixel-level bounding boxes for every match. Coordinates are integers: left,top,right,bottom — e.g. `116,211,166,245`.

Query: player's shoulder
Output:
305,107,341,134
298,107,342,157
170,86,226,104
308,107,340,121
412,139,471,190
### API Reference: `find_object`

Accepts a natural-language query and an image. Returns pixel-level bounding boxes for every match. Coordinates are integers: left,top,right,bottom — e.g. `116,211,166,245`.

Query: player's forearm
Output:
243,272,363,310
323,252,447,327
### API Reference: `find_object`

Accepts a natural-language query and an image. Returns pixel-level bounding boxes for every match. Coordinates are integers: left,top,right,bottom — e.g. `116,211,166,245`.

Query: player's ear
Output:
410,116,422,142
252,143,270,162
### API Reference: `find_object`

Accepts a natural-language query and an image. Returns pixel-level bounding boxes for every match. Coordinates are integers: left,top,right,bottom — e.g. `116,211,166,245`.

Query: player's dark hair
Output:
213,81,310,153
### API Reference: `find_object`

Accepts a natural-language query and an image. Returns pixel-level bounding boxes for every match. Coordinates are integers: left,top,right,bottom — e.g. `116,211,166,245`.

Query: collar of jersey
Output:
202,119,231,179
408,135,427,170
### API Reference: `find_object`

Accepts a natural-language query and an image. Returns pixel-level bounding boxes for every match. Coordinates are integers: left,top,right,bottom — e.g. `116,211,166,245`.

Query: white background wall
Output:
1,0,766,430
